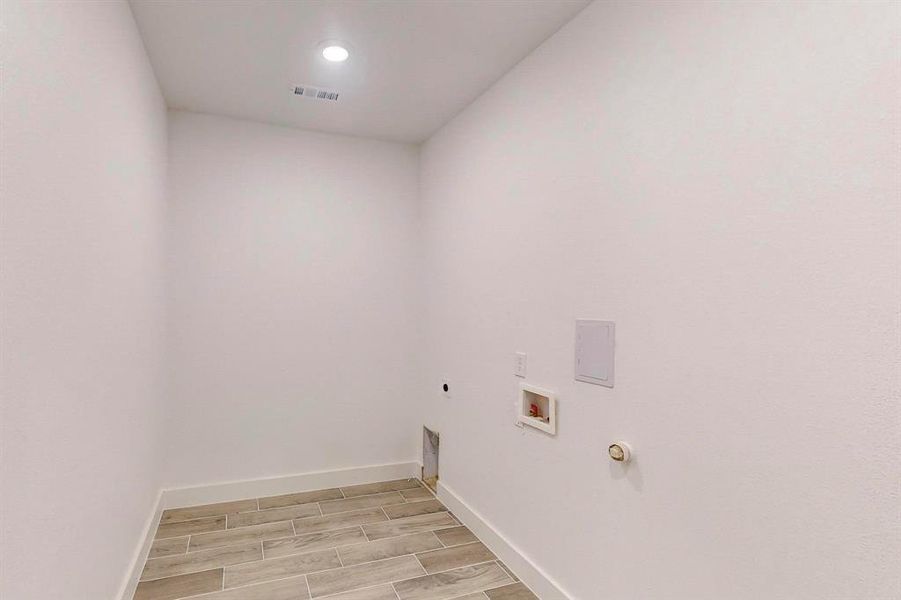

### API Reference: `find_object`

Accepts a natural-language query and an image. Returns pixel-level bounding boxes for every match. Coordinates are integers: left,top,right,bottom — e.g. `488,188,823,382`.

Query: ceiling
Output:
129,0,590,143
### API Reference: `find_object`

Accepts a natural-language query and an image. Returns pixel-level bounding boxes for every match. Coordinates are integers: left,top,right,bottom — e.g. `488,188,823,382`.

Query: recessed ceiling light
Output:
321,45,349,62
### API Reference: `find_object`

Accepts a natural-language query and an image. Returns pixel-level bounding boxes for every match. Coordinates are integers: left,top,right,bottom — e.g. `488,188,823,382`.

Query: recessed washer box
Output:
517,382,557,435
575,319,615,387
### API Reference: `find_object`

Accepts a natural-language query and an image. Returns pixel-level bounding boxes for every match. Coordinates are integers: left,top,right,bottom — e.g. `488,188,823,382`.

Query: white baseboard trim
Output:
161,461,420,509
118,461,419,600
437,481,573,600
116,489,164,600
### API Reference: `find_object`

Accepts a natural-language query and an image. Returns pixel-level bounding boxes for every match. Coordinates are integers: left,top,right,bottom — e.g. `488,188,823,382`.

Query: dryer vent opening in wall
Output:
422,426,439,492
293,85,340,101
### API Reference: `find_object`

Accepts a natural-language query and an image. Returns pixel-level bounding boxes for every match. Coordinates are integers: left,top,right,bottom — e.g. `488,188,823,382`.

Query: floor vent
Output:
293,85,339,101
422,426,439,492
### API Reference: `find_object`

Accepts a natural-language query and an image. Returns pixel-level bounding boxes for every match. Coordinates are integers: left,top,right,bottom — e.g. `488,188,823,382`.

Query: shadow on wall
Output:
609,456,644,492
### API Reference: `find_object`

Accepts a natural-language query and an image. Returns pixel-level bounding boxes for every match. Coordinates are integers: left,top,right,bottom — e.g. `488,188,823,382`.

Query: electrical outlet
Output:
513,352,527,377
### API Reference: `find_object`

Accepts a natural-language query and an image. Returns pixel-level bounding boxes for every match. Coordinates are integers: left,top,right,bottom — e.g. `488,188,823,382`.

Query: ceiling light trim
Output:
318,40,351,63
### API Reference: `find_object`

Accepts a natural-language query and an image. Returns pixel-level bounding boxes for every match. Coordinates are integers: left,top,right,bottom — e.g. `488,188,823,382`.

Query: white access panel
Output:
575,320,615,387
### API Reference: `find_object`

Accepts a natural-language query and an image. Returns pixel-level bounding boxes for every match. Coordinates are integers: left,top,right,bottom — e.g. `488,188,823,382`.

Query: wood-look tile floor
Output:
135,478,538,600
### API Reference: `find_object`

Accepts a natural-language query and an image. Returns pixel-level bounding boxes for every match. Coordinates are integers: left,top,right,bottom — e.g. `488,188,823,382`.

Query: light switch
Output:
575,320,615,387
513,352,527,378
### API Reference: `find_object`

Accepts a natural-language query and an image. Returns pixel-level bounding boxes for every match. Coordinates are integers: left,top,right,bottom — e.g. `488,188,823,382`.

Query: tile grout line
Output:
147,562,510,594
319,492,409,515
182,501,374,539
308,553,430,599
356,524,371,544
215,570,324,594
300,547,503,581
318,558,513,598
314,581,404,600
150,511,457,564
215,555,504,596
400,558,506,581
390,581,403,600
481,577,523,595
263,523,370,549
163,483,420,527
139,549,266,583
223,572,415,600
154,515,230,540
267,493,414,521
256,502,319,513
160,502,258,525
412,552,428,577
431,530,446,548
186,520,299,551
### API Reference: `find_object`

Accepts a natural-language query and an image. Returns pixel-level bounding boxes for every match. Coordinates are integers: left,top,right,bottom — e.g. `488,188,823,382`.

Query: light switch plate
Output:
575,320,615,387
513,352,527,378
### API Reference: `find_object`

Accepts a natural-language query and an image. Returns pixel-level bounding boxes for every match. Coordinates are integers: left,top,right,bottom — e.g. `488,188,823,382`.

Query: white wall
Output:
165,111,421,487
0,1,168,599
420,2,900,599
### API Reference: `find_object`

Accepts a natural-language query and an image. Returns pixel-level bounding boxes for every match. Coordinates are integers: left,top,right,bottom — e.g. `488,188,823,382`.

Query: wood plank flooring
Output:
134,478,538,600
